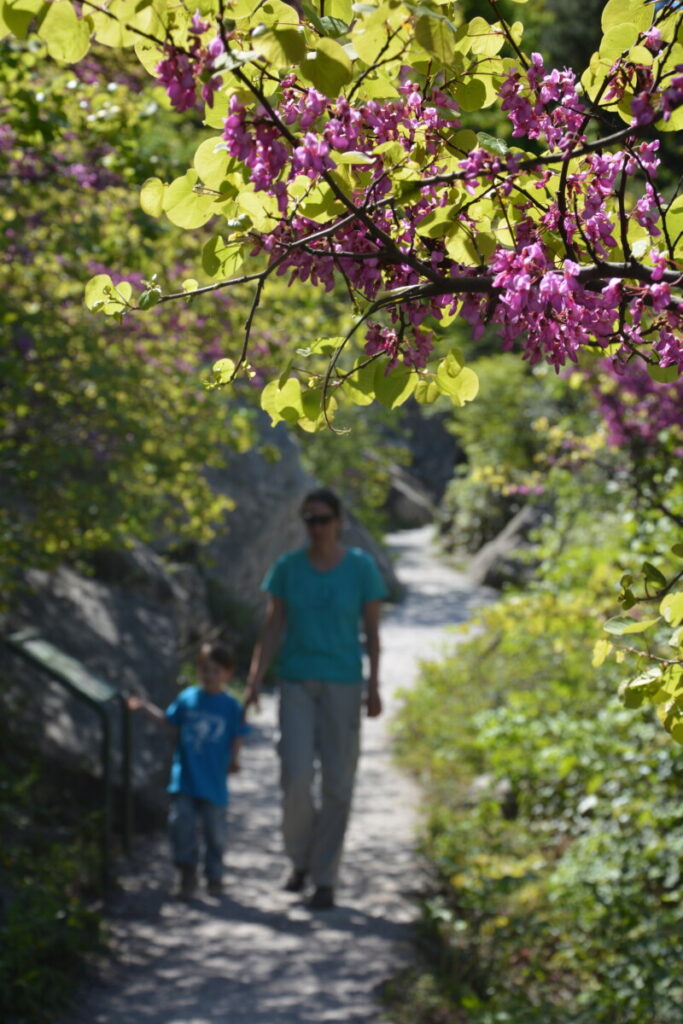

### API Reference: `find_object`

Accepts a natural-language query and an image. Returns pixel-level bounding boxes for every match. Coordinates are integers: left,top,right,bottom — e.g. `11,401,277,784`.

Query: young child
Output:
127,643,249,899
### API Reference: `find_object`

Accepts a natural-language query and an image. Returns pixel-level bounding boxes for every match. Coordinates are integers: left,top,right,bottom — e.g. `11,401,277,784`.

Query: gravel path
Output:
62,526,490,1024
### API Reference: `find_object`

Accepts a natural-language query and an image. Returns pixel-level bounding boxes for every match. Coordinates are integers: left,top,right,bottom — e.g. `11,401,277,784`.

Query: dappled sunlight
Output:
56,527,489,1024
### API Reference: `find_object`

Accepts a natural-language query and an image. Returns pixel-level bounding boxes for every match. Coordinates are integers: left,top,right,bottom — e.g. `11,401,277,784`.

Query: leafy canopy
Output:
4,0,683,737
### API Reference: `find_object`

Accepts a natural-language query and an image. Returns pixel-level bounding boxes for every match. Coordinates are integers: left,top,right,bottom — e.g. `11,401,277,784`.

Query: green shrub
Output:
0,752,102,1023
393,561,683,1024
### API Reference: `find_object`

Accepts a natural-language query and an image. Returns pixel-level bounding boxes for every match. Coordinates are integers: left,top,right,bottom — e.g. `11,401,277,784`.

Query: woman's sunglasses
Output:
302,513,335,526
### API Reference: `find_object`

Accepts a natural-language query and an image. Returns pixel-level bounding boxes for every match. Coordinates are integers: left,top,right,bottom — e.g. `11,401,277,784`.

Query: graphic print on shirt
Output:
182,709,226,753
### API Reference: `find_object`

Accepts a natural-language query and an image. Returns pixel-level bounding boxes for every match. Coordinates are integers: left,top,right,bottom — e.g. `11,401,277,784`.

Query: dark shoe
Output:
309,886,334,910
177,866,197,900
207,878,224,897
283,868,307,893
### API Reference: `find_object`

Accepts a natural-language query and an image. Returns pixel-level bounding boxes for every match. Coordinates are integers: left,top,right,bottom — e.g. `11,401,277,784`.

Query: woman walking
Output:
245,488,387,909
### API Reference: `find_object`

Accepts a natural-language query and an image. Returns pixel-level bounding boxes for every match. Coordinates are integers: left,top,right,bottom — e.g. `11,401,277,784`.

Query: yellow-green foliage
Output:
394,539,683,1023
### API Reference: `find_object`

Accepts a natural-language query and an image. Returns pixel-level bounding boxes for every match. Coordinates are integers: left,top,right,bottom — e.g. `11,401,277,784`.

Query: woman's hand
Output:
243,680,261,714
366,687,382,718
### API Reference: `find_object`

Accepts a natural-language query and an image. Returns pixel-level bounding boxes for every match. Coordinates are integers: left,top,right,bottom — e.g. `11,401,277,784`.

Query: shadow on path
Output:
58,526,491,1024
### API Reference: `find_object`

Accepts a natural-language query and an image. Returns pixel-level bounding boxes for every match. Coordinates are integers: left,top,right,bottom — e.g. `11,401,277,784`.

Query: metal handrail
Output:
4,629,133,891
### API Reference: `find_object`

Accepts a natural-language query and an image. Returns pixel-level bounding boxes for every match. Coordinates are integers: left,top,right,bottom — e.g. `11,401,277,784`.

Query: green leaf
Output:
477,132,508,157
373,362,417,408
261,376,306,425
298,336,344,356
163,171,216,229
445,227,480,264
251,25,306,68
660,592,683,628
38,0,91,63
140,177,165,218
592,638,613,667
202,236,244,279
351,5,407,65
3,0,47,39
599,23,640,61
84,275,132,315
642,562,667,587
435,351,479,406
235,189,280,231
415,13,456,64
298,37,353,96
344,360,377,406
467,16,505,57
601,0,651,33
91,0,153,47
453,76,487,112
671,721,683,744
134,36,166,76
138,287,162,310
618,667,661,708
193,137,231,190
414,378,440,404
604,615,661,635
212,358,236,384
648,362,680,383
332,150,376,165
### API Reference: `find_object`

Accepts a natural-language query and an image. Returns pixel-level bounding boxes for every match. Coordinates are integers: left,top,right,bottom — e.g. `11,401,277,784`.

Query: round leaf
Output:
140,177,166,218
39,1,91,63
299,37,353,96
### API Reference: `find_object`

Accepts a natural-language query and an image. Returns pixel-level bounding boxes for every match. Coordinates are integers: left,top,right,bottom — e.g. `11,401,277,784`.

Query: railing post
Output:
101,708,113,890
120,696,134,856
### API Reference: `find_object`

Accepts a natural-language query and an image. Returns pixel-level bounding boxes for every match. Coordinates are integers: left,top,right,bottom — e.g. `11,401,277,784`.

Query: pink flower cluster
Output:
499,52,586,152
155,12,224,111
459,248,621,368
149,13,683,377
662,66,683,121
592,358,683,449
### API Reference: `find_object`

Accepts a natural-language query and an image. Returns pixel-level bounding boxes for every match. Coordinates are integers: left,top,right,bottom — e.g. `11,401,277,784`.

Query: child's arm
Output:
229,736,243,774
126,695,177,732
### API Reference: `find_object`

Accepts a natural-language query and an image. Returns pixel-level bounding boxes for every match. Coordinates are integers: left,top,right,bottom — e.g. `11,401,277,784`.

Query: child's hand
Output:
126,695,145,712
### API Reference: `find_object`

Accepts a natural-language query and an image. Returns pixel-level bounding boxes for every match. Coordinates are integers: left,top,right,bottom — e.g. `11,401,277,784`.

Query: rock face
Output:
202,420,401,619
1,421,401,811
383,401,464,529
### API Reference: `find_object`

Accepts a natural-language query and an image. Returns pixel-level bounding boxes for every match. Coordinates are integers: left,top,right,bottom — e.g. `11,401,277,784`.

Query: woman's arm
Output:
244,595,286,712
362,600,382,718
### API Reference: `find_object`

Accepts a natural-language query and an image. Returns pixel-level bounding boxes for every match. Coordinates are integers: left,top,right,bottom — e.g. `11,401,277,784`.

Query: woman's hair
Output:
301,487,342,518
198,642,235,671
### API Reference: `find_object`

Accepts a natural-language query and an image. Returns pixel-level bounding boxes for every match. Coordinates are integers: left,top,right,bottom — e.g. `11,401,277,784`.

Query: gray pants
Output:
279,680,362,887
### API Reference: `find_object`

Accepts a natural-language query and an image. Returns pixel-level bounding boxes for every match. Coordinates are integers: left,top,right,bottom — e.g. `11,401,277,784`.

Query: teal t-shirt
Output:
262,547,388,683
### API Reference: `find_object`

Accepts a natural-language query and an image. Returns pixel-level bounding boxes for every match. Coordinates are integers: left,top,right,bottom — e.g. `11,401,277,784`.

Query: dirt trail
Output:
61,526,490,1024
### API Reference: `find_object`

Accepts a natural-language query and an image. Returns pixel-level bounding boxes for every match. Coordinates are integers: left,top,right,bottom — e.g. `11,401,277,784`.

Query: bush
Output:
392,558,683,1024
0,747,102,1024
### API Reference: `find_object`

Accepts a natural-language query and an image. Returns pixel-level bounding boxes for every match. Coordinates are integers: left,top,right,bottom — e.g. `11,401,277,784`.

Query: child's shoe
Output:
207,878,224,897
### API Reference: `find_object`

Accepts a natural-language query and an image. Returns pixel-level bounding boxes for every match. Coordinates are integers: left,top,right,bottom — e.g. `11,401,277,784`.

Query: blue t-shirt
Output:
165,686,250,806
262,546,387,683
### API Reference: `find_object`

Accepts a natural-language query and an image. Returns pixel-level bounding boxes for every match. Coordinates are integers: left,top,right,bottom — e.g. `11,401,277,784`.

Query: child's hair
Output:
198,642,235,672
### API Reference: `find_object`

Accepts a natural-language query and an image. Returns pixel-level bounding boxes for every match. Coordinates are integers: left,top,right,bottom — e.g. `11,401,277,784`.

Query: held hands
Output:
243,678,261,715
